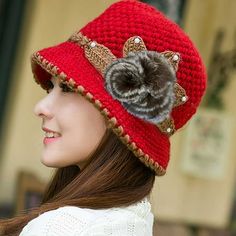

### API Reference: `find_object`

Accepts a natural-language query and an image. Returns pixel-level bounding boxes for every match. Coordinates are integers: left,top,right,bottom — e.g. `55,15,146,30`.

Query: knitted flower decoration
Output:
104,51,176,124
68,33,186,136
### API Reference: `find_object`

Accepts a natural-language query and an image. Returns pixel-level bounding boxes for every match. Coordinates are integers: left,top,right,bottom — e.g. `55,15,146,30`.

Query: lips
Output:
45,132,60,138
43,136,60,145
42,127,61,144
43,127,61,136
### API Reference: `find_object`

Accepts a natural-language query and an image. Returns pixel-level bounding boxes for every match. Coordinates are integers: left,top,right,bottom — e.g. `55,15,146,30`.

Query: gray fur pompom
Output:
104,51,176,124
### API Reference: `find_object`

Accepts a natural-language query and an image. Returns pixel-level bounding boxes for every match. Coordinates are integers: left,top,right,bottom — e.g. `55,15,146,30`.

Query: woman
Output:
0,0,207,235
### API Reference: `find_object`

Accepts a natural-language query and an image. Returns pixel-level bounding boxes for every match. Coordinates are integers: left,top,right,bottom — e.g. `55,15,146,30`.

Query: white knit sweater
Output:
19,198,154,236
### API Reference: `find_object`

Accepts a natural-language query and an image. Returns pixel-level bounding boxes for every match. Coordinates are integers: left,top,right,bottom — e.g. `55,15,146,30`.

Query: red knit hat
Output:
31,0,207,176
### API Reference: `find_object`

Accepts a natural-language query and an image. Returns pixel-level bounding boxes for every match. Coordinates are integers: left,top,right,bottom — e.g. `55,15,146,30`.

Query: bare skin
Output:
34,77,107,169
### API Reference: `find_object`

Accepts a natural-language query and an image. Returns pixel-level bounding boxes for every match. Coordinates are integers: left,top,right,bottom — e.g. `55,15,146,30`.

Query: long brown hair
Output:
0,128,156,235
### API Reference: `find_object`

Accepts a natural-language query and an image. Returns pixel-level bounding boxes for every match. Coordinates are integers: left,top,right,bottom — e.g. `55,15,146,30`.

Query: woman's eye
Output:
46,86,53,94
59,83,74,93
46,81,54,93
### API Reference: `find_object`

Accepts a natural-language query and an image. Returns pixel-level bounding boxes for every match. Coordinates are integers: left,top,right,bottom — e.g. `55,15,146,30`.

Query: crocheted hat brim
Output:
31,41,170,176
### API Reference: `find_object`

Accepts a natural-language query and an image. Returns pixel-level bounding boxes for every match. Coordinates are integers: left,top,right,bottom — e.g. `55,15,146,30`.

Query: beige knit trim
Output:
161,51,181,71
173,83,188,107
123,36,147,56
69,32,116,75
31,52,166,176
156,117,176,136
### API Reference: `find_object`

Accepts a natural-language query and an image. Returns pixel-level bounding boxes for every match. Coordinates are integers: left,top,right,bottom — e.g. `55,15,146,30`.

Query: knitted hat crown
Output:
31,0,207,176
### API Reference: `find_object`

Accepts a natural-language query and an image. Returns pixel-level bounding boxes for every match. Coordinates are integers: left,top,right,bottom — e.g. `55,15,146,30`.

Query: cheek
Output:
69,103,106,146
58,100,106,164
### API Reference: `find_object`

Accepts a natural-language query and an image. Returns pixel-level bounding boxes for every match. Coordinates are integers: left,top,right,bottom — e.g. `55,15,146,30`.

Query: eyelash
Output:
46,82,74,94
59,83,74,93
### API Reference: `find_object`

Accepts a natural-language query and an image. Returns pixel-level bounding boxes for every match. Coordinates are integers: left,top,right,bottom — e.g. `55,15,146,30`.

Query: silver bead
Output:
134,37,141,44
166,128,172,133
181,96,187,102
172,54,179,61
90,41,96,48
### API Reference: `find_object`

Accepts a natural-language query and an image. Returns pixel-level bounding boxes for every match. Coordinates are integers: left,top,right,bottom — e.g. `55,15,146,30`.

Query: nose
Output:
34,95,53,119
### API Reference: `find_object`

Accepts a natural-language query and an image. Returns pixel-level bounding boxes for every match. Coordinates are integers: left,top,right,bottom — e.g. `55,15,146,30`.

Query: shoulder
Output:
20,198,153,236
19,206,107,236
86,198,154,236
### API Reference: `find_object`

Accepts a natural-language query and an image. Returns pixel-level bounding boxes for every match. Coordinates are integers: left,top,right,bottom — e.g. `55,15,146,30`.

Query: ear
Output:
161,51,180,71
123,36,147,57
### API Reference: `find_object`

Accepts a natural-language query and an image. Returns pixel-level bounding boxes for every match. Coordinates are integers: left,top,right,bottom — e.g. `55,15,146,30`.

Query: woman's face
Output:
34,77,107,169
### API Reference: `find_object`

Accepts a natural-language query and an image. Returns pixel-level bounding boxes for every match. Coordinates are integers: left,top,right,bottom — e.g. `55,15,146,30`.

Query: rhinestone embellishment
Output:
90,41,96,48
172,54,179,61
134,37,141,44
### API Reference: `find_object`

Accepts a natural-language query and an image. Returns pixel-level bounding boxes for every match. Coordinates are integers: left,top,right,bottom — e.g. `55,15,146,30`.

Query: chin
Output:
40,156,64,168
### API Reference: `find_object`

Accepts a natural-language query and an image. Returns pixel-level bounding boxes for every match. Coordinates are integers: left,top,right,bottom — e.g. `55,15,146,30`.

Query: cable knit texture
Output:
19,198,153,236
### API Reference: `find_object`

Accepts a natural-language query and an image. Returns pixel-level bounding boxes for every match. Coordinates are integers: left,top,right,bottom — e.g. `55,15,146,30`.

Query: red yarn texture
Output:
31,0,207,173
